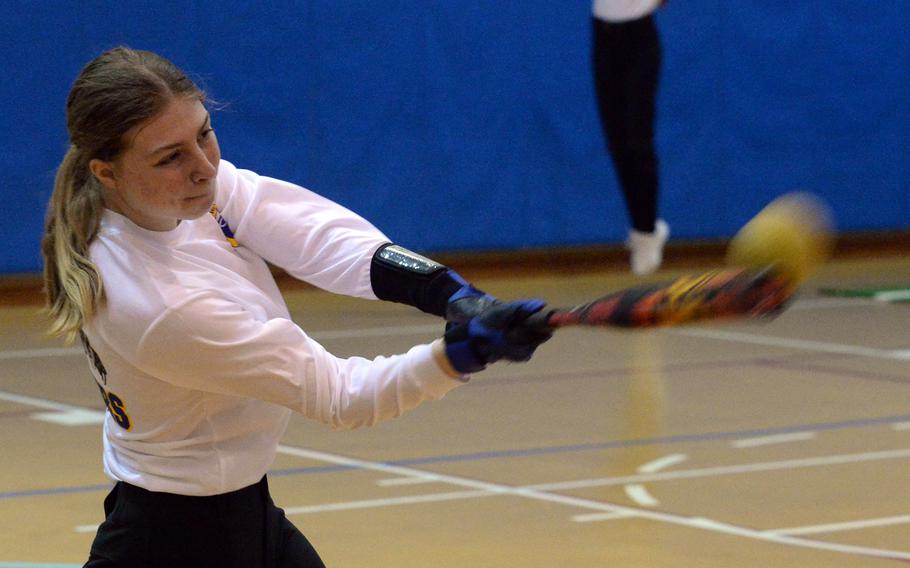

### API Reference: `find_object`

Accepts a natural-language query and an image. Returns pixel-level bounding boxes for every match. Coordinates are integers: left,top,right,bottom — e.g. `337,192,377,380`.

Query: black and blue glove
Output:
444,270,498,324
444,299,553,374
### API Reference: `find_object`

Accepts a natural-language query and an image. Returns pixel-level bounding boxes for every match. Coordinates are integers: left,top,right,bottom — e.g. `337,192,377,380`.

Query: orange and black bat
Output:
524,266,795,330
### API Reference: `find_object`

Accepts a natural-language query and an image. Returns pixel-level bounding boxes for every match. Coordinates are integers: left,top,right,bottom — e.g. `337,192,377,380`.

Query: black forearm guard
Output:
370,243,462,317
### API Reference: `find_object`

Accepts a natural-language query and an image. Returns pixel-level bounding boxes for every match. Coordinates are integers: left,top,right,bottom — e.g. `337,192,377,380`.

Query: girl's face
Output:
90,97,221,231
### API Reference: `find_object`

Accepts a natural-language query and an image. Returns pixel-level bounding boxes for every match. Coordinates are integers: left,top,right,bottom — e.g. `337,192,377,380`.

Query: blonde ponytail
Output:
42,145,105,342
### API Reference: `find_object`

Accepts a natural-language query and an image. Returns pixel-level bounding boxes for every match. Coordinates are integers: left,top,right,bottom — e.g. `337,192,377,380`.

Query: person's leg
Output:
85,480,270,568
615,15,662,234
83,484,147,567
593,14,667,275
592,16,628,178
260,478,326,568
275,516,326,568
594,14,662,234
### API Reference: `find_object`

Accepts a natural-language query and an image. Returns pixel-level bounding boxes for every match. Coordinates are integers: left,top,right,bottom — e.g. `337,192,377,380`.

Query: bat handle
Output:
524,309,556,330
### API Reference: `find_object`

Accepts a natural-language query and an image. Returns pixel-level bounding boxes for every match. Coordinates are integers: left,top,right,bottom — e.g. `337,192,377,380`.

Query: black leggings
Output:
592,14,662,233
84,476,325,567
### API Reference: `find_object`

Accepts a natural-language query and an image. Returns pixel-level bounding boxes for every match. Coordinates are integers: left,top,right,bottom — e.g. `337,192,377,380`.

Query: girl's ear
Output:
89,158,118,190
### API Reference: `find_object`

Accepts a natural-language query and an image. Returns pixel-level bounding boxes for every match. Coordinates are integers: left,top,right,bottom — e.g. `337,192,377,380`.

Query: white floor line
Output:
732,432,816,448
683,517,910,559
671,327,909,360
620,454,688,508
637,454,688,474
284,489,491,515
893,422,910,431
276,444,910,561
767,514,910,536
0,390,95,413
0,347,81,360
524,448,910,492
0,390,105,426
30,409,105,426
376,476,441,487
277,445,515,496
624,484,659,507
572,511,635,523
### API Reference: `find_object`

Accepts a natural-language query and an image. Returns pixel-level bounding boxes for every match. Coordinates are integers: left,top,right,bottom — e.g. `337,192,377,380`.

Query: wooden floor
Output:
0,250,908,567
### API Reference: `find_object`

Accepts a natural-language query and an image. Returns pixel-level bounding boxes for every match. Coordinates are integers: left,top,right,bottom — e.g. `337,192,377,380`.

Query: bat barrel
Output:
520,267,796,331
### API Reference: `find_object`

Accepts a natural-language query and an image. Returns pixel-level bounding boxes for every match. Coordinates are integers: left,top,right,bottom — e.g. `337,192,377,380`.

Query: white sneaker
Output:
626,219,669,276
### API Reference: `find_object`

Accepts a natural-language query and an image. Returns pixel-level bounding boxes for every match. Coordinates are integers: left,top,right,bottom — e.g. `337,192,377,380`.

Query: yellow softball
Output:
725,192,835,285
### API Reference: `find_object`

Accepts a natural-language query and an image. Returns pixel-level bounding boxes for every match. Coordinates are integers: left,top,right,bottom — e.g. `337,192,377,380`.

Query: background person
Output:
592,0,669,275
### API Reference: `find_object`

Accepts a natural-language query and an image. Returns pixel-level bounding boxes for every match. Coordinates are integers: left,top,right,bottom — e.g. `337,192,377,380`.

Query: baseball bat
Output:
523,266,795,330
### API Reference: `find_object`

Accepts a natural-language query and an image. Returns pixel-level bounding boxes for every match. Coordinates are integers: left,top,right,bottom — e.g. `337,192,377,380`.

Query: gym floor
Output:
1,245,908,567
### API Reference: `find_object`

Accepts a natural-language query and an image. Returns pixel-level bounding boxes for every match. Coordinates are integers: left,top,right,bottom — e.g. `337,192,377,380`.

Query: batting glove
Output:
444,270,498,323
444,299,553,374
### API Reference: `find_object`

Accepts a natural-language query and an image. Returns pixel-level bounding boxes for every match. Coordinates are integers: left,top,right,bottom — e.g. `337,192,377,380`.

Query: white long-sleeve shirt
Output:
82,159,464,496
593,0,661,23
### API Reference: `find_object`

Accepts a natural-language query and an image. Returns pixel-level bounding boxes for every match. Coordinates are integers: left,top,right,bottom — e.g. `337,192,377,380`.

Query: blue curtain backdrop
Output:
1,1,907,274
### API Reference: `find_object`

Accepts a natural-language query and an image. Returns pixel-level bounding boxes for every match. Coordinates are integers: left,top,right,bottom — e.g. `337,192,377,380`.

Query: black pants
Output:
592,14,662,233
84,476,325,567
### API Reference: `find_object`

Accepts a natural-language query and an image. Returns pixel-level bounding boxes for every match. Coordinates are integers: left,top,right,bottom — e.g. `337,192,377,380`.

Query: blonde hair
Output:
42,47,204,342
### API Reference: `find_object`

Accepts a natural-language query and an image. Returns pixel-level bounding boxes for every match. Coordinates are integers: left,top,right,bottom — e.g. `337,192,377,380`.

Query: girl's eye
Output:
158,152,180,166
200,128,214,140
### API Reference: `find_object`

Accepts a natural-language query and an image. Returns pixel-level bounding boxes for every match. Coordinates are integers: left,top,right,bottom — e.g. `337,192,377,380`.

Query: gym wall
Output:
1,1,907,274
